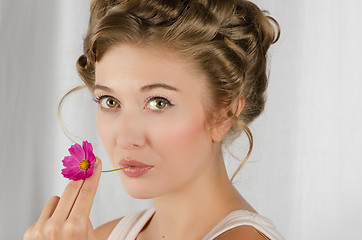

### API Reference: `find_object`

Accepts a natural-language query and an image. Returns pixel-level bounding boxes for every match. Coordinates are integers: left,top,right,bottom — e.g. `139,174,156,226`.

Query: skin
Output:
24,44,264,240
24,158,102,240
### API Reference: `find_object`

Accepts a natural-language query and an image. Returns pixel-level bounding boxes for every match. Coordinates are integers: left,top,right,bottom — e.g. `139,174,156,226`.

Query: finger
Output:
87,219,98,240
51,178,84,220
88,218,94,230
37,196,60,224
69,157,102,218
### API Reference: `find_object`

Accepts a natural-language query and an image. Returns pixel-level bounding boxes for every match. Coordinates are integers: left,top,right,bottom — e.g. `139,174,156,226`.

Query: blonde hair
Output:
59,0,280,181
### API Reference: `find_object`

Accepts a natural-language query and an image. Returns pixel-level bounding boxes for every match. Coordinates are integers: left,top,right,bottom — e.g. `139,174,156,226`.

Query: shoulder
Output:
215,225,268,240
94,217,124,240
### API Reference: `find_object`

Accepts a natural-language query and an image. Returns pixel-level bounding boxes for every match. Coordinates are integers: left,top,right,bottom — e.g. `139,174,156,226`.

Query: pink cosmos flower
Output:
61,141,96,181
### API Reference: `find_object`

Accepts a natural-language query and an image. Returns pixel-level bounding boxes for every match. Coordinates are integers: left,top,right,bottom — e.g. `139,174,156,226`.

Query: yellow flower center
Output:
79,160,90,170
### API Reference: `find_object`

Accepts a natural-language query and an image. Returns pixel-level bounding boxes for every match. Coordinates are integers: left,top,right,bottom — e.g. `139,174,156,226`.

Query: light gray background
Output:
1,0,361,239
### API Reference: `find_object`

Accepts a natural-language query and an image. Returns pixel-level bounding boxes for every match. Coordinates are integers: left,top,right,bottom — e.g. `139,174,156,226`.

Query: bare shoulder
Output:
94,217,124,240
215,225,268,240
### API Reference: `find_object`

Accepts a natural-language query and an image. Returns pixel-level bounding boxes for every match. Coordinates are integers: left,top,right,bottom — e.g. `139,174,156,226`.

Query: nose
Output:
115,110,146,150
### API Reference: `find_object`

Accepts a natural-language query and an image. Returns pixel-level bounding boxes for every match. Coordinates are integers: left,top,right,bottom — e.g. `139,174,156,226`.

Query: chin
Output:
118,174,162,199
127,190,156,199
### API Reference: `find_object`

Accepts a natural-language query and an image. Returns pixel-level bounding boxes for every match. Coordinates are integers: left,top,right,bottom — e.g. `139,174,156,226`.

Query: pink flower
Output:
61,141,96,181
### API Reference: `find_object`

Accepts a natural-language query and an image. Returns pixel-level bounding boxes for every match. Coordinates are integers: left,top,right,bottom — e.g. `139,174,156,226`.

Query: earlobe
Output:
235,97,245,118
210,97,245,143
210,121,232,143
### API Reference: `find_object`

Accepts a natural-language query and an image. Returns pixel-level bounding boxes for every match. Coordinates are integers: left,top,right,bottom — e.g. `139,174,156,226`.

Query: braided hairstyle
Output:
72,0,280,180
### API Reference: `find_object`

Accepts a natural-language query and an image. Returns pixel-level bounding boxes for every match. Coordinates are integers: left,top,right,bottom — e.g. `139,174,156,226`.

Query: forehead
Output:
95,44,212,99
94,44,207,91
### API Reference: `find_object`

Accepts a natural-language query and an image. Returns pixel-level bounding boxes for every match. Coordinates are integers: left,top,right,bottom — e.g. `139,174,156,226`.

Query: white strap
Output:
107,208,155,240
201,210,285,240
107,208,284,240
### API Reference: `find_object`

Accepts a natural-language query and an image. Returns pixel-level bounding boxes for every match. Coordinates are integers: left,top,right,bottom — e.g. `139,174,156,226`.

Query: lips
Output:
119,158,153,177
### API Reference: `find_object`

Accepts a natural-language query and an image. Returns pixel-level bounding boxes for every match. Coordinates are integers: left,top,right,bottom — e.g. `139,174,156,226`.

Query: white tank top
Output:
107,208,284,240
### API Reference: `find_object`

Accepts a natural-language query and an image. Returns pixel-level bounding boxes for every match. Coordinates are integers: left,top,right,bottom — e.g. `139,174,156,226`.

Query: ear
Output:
210,97,245,143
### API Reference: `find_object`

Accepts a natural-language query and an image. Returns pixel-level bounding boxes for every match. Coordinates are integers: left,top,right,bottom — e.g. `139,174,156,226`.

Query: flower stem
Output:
101,166,130,173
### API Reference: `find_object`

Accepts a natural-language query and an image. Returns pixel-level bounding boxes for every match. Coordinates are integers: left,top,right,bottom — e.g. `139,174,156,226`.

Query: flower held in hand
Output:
61,141,96,181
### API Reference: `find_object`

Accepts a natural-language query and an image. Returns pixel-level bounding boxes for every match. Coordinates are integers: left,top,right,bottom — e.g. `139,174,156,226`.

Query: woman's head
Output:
94,44,226,198
75,0,279,181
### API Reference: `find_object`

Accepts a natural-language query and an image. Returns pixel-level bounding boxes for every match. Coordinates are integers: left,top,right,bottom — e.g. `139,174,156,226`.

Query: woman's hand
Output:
24,158,102,240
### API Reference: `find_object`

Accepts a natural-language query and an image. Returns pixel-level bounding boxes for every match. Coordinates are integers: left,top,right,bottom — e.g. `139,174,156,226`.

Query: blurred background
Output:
1,0,361,239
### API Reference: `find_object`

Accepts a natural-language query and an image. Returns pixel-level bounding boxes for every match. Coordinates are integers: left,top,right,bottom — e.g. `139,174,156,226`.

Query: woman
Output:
24,0,283,239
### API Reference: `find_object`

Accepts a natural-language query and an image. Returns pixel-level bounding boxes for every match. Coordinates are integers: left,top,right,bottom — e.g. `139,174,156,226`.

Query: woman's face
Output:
94,44,219,199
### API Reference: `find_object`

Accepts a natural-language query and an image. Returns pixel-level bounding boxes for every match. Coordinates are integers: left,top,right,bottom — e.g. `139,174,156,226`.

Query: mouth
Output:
118,158,153,177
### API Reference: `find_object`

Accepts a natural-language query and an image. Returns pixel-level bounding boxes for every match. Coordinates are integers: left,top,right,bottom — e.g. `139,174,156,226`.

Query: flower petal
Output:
82,141,93,153
61,166,80,179
70,169,87,181
68,143,85,162
83,141,96,163
85,166,94,179
62,156,80,167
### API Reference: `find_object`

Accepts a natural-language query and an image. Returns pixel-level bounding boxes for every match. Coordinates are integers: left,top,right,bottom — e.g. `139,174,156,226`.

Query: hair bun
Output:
73,0,280,180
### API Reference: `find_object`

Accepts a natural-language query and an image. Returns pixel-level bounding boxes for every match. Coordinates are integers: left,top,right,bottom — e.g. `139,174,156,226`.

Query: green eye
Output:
149,99,167,110
97,96,119,109
156,99,166,109
105,98,118,108
147,97,174,110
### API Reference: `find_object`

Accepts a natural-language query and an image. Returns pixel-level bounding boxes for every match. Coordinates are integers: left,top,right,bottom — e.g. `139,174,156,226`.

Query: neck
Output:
148,153,250,240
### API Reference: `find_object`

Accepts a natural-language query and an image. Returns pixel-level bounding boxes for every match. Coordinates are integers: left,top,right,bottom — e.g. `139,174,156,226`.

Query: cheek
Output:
152,110,210,159
96,114,105,140
96,114,114,153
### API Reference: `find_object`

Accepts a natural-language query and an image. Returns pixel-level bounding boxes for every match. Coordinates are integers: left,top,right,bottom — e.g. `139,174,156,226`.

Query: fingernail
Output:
94,157,99,167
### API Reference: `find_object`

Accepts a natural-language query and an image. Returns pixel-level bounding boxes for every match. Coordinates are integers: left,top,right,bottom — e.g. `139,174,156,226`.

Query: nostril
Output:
128,144,139,149
115,124,145,150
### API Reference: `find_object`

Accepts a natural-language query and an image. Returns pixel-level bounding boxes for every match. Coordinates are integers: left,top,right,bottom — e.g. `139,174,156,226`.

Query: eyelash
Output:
92,94,175,111
92,94,114,105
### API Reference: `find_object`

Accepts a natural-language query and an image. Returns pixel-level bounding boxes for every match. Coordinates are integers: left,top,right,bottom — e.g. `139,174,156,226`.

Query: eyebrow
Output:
93,83,178,93
92,85,114,93
141,83,178,92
